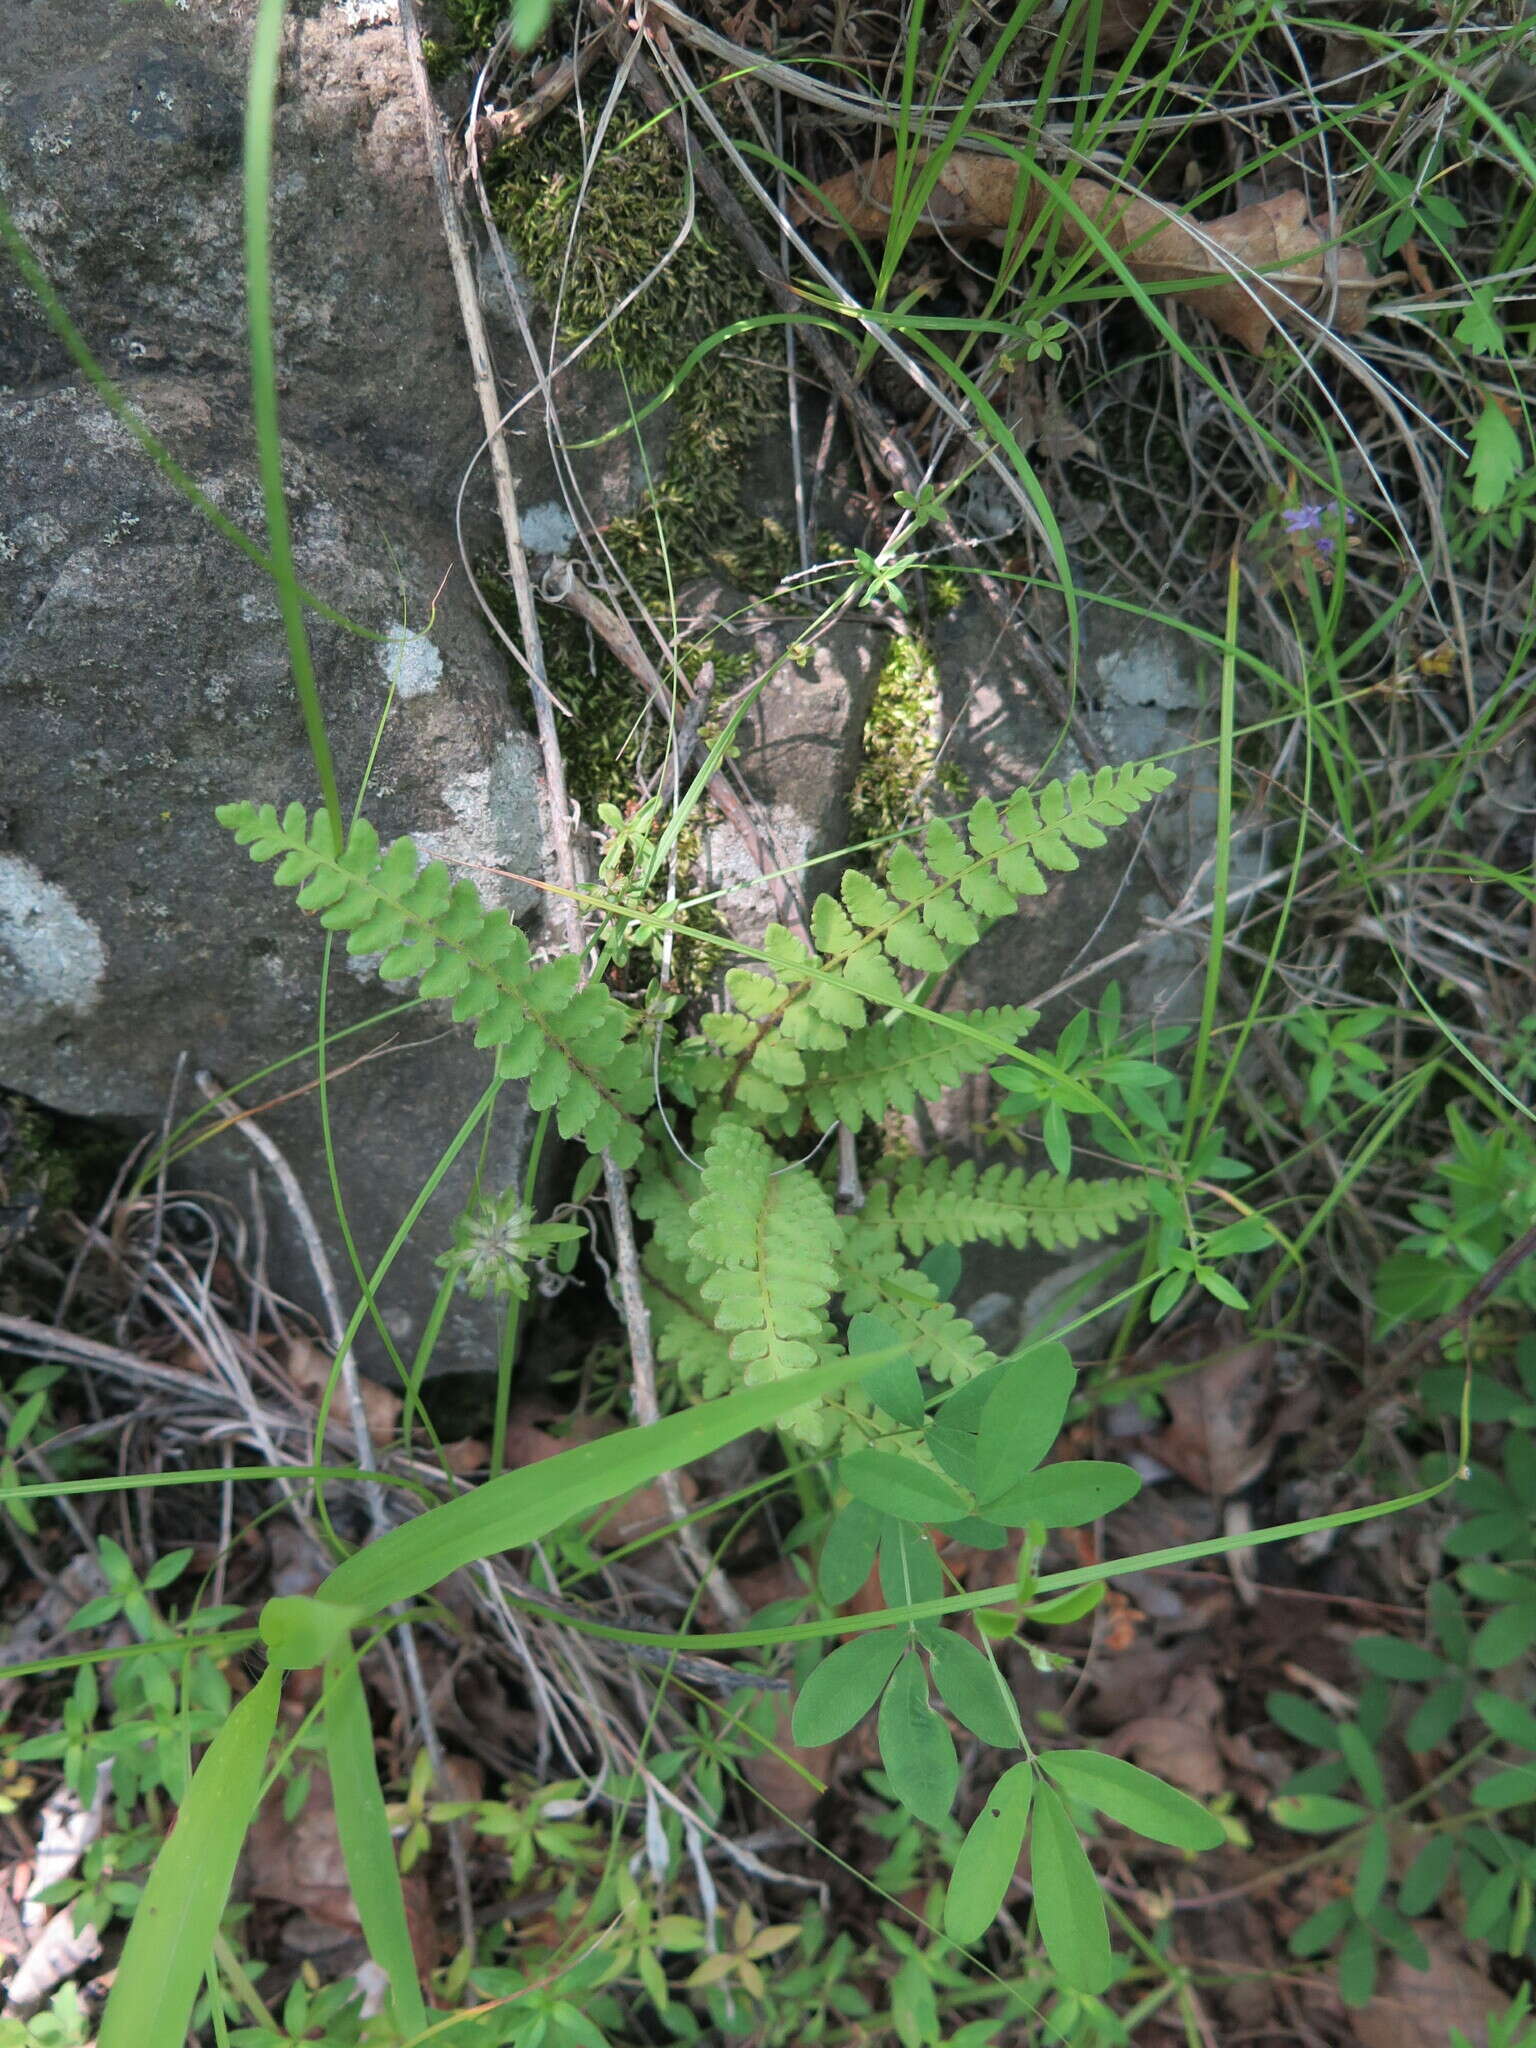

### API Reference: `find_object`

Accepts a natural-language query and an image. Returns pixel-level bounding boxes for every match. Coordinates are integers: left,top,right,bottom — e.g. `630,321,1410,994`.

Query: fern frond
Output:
218,802,650,1163
643,1242,734,1399
691,765,1175,1109
870,1157,1153,1254
685,1119,842,1445
755,1006,1038,1135
839,1235,995,1388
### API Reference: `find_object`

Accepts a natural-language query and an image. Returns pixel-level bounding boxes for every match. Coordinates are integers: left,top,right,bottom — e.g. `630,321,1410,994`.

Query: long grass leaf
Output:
317,1350,880,1614
326,1651,429,2036
97,1665,282,2048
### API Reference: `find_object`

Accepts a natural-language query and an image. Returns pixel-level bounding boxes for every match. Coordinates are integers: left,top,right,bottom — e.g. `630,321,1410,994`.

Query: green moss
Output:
486,100,791,610
849,630,963,856
477,96,796,991
423,0,519,79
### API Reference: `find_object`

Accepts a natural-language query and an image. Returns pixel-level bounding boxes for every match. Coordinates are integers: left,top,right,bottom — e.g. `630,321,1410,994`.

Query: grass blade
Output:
326,1650,429,2036
316,1349,881,1615
97,1665,282,2048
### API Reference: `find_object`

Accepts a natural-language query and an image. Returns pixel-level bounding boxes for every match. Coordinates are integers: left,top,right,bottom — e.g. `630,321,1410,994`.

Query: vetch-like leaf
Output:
975,1343,1074,1503
944,1763,1034,1943
819,1499,883,1605
850,1312,925,1427
1471,1763,1536,1810
1270,1793,1367,1833
878,1649,958,1826
929,1631,1022,1748
792,1630,906,1746
840,1449,970,1526
982,1460,1141,1529
1029,1782,1111,1994
1039,1750,1224,1850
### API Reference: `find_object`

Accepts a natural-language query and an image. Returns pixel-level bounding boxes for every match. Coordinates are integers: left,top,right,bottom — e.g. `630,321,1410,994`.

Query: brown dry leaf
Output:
284,1336,403,1448
797,150,1374,351
440,1436,489,1476
1105,1670,1226,1798
1351,1935,1499,2048
740,1703,834,1824
248,1768,435,1973
1147,1340,1277,1497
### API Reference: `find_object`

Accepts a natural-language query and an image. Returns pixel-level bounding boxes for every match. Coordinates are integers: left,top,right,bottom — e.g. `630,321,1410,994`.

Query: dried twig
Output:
470,35,606,155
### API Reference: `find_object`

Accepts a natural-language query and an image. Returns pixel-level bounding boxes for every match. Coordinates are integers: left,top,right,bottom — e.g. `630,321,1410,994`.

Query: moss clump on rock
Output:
849,629,964,855
487,101,790,608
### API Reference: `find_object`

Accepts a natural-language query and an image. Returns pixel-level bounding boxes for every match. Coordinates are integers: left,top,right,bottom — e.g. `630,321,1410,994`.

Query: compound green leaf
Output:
1039,1750,1224,1849
1474,1690,1536,1752
1337,1921,1377,2009
976,1344,1074,1503
840,1449,970,1526
880,1520,943,1611
1473,1601,1536,1670
1397,1834,1455,1917
981,1460,1141,1530
850,1313,925,1428
1270,1793,1367,1833
1288,1895,1352,1957
792,1629,906,1746
819,1499,883,1605
929,1631,1022,1748
944,1763,1035,1943
1353,1636,1445,1682
1353,1818,1390,1917
1029,1782,1111,1994
879,1649,958,1826
1471,1764,1536,1810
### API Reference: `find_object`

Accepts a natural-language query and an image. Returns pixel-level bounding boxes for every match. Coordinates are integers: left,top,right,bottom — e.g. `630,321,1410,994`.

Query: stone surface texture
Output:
689,583,884,946
0,0,577,1373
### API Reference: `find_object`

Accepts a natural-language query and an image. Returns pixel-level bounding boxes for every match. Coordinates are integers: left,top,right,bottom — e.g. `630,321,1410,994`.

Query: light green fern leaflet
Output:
687,764,1175,1114
757,1005,1039,1137
869,1158,1153,1255
686,1118,843,1447
217,803,651,1163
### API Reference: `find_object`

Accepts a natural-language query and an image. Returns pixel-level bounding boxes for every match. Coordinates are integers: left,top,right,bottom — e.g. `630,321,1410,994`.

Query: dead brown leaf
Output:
1146,1340,1277,1497
1105,1670,1226,1798
739,1703,834,1824
1351,1935,1499,2048
284,1337,403,1448
797,151,1374,352
248,1766,435,1973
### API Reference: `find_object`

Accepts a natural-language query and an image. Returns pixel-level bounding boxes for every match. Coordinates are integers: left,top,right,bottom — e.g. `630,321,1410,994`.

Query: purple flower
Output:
1283,502,1324,533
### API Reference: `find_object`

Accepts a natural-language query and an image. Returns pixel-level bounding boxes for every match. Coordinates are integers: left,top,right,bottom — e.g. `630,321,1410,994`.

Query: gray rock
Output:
0,373,547,1375
0,0,598,1374
691,584,884,946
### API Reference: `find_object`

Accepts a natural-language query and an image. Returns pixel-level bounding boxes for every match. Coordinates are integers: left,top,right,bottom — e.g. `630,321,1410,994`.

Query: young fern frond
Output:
838,1232,996,1388
753,1006,1039,1136
685,1118,843,1445
643,1242,731,1398
870,1157,1153,1255
688,764,1174,1115
217,802,650,1163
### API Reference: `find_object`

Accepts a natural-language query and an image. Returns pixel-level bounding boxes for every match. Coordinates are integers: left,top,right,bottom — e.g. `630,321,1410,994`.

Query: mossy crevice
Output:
849,628,965,857
486,99,791,617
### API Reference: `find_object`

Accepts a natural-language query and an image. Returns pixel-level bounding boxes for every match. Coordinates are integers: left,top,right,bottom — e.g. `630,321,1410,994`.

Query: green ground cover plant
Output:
2,0,1535,2038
